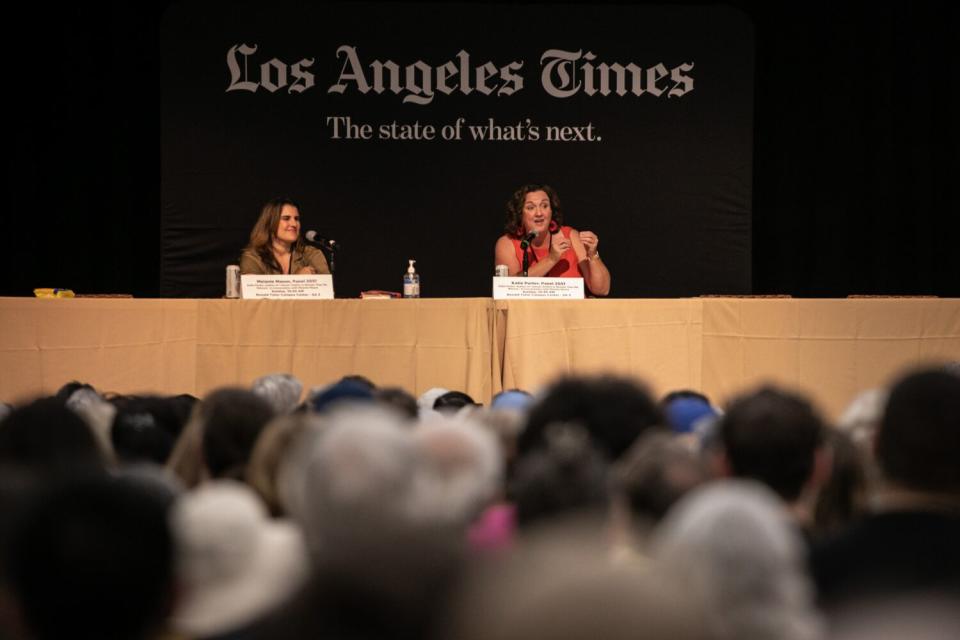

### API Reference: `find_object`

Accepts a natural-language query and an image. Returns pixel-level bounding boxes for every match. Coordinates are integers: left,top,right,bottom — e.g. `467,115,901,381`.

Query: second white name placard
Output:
493,277,585,299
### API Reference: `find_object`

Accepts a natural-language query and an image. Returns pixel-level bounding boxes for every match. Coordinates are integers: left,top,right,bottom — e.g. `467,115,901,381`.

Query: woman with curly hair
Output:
494,184,610,296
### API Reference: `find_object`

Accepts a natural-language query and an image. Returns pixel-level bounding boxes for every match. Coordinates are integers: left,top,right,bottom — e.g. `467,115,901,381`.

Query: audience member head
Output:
246,412,325,517
510,422,609,528
450,529,699,640
612,431,707,529
251,373,303,415
309,379,374,413
876,368,960,494
374,386,419,421
65,386,117,461
717,385,827,502
836,387,887,499
296,405,419,557
520,375,665,462
0,397,104,475
339,374,376,390
661,391,718,435
169,393,200,423
52,380,96,405
112,410,175,467
4,474,174,640
255,404,471,640
168,480,308,638
408,415,502,527
198,387,275,480
166,409,206,489
838,388,887,450
812,428,868,538
472,405,526,471
433,390,479,415
662,389,711,406
272,418,330,525
111,396,189,465
417,386,449,416
491,389,534,413
294,405,464,608
652,480,824,640
697,410,724,457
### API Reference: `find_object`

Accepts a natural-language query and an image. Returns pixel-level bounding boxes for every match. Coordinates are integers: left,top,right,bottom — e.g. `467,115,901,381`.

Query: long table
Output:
3,297,959,418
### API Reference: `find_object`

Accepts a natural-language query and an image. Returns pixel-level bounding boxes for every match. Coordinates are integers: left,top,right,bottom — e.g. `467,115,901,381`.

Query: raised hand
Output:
550,232,571,261
579,230,599,257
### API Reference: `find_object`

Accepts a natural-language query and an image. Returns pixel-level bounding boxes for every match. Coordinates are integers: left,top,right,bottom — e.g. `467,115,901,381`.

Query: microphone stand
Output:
321,244,337,298
520,231,536,277
307,236,339,275
325,247,336,275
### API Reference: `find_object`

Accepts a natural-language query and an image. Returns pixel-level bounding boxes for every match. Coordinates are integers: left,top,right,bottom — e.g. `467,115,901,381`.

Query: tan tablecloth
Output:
700,298,960,418
0,297,198,402
195,298,493,400
3,297,959,418
0,297,492,403
495,299,704,398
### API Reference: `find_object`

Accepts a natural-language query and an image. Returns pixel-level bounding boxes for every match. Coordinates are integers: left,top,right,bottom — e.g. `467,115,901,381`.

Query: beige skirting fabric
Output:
3,296,959,418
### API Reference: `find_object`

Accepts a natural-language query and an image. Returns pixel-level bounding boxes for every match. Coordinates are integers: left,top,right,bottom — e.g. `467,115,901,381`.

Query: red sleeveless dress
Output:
510,226,582,277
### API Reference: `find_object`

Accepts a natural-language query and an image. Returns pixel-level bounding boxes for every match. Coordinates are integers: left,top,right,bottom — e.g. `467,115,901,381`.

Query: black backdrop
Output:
161,2,753,298
3,1,958,298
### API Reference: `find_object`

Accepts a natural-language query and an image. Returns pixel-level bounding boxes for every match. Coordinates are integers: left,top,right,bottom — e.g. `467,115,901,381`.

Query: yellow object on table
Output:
33,288,75,298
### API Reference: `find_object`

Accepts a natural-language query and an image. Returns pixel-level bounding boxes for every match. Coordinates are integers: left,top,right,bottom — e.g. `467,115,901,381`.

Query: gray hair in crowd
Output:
408,413,502,526
292,405,420,557
837,388,887,449
251,373,303,415
285,404,476,607
66,386,117,462
836,387,888,502
651,480,825,640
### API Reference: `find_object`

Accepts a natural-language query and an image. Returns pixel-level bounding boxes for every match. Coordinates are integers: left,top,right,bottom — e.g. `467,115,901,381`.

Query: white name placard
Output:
241,274,335,299
493,277,585,299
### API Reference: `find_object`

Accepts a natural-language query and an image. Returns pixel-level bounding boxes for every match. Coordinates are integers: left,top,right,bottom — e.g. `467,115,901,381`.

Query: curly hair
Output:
504,184,563,237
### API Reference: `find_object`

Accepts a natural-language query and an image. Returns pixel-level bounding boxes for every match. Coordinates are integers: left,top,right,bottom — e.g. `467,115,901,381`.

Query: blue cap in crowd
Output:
664,396,718,434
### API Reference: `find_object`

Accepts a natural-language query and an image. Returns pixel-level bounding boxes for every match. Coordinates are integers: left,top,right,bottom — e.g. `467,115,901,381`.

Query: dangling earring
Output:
548,220,559,234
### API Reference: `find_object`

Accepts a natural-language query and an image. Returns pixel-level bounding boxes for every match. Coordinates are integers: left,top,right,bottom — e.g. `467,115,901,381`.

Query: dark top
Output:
810,510,960,609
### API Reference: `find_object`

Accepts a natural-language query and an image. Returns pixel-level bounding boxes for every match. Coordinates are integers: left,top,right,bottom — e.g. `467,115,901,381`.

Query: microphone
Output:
519,230,538,249
304,230,340,252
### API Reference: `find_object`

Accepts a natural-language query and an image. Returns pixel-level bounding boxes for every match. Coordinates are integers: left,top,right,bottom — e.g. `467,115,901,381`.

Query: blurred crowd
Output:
1,364,959,640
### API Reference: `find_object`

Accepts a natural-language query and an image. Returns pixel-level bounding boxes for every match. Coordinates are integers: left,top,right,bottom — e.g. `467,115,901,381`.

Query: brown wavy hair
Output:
244,197,303,271
504,184,563,237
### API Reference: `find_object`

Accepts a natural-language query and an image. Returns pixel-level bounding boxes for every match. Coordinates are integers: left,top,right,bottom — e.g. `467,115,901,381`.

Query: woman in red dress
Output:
494,184,610,296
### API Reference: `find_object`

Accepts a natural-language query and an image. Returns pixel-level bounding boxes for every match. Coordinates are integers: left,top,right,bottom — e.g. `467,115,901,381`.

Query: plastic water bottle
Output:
403,259,420,298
